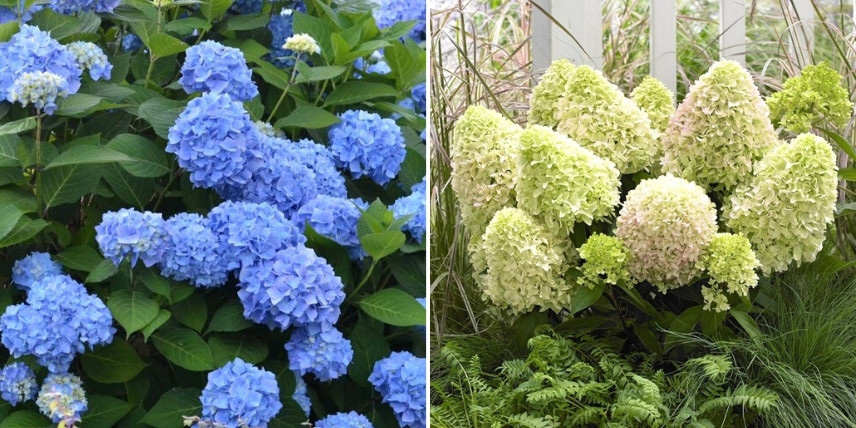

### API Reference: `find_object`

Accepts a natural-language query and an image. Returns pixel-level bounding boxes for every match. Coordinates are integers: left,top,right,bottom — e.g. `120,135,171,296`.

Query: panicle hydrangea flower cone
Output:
285,323,353,381
0,25,82,99
476,207,570,314
697,233,759,312
284,33,321,55
328,110,406,185
555,65,658,174
95,208,165,268
529,59,576,128
167,92,264,190
160,213,229,288
578,233,631,288
179,41,258,101
316,411,374,428
662,60,779,191
616,174,717,291
293,195,365,259
237,245,345,330
515,125,621,236
199,358,282,428
66,41,112,81
767,62,853,133
11,251,63,291
630,76,675,134
451,105,522,239
391,180,426,243
37,373,87,425
7,71,68,114
368,351,426,428
293,376,311,417
370,0,426,41
0,362,37,406
724,133,837,274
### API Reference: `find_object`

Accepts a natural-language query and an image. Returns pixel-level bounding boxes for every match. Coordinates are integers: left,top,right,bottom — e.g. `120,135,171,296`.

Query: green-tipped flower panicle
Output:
451,105,522,239
630,76,675,134
529,59,576,128
662,60,778,191
616,174,717,291
767,62,853,133
515,125,621,236
724,133,837,274
477,207,570,315
554,65,658,174
697,233,760,312
578,233,631,288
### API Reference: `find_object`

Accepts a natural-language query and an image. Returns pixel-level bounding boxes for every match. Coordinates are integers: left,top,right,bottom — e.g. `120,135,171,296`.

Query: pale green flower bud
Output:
529,59,575,128
284,33,321,55
630,76,675,134
578,233,631,288
697,233,760,312
767,62,853,133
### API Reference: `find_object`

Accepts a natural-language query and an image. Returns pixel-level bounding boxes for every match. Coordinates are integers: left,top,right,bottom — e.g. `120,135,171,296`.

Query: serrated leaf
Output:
81,340,147,383
571,282,605,315
106,134,170,177
0,135,20,167
0,204,25,241
102,163,155,209
172,293,207,332
208,333,269,366
359,288,426,326
0,117,36,137
164,17,211,34
0,21,19,42
206,300,252,334
43,144,132,170
360,230,406,260
200,0,233,22
294,62,346,83
54,93,103,117
85,259,118,283
139,388,202,428
223,12,269,31
141,309,171,342
140,269,173,301
136,97,185,139
55,245,103,272
40,163,101,208
348,317,389,387
82,395,134,428
148,33,188,57
323,81,398,106
151,327,214,371
107,289,159,336
275,105,340,129
0,218,47,248
0,410,50,428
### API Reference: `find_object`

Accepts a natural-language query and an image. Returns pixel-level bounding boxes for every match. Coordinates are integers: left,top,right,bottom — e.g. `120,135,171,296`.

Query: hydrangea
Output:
475,207,570,314
167,92,264,189
370,0,426,41
179,41,258,101
237,246,345,330
616,175,717,291
293,196,365,258
768,62,853,133
36,374,87,426
284,33,320,55
7,71,68,114
0,0,39,24
293,376,311,417
282,138,347,198
0,25,82,103
207,200,305,271
354,55,391,76
11,252,63,291
316,411,374,428
529,59,575,128
555,65,658,174
451,105,522,239
328,110,406,185
66,41,112,81
285,323,353,381
96,208,165,267
662,60,779,191
47,0,119,14
255,121,282,137
1,275,115,372
199,358,282,428
391,182,426,243
697,233,759,312
578,234,631,288
515,125,621,236
268,9,297,68
411,82,426,114
160,213,229,288
630,76,675,133
368,351,426,428
229,0,261,14
237,156,319,218
724,133,837,274
122,34,143,52
0,363,37,406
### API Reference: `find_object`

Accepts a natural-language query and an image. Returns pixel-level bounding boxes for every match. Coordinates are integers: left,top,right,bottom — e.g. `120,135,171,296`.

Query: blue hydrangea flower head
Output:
354,54,391,76
7,71,69,114
293,196,365,259
371,0,426,41
95,208,165,268
237,245,344,330
47,0,118,14
0,362,37,406
316,411,374,428
167,92,264,189
179,41,258,101
207,200,306,272
329,110,406,185
229,0,262,14
161,213,229,288
411,82,426,114
285,323,353,381
265,137,347,199
237,156,319,218
122,34,143,52
0,25,82,101
293,375,311,417
369,351,427,428
200,358,282,428
11,252,63,291
268,9,296,68
391,185,426,244
66,41,112,81
36,373,87,426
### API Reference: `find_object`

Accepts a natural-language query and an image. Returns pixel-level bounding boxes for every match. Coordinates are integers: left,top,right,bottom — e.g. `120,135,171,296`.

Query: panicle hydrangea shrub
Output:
328,109,406,185
369,351,427,428
315,411,374,428
7,71,68,114
179,40,258,101
578,233,631,288
0,362,37,406
66,41,112,81
36,373,87,426
515,125,621,236
199,358,282,428
616,174,717,291
767,61,853,133
629,75,675,133
662,60,779,191
528,59,575,128
475,207,570,314
160,213,229,288
293,195,366,258
391,180,427,243
555,65,659,174
11,251,63,291
697,233,760,312
285,323,354,381
95,208,165,268
0,25,82,100
724,133,838,274
450,105,522,239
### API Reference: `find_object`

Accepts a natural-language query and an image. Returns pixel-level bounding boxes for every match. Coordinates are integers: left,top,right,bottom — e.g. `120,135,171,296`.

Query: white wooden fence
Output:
530,0,823,95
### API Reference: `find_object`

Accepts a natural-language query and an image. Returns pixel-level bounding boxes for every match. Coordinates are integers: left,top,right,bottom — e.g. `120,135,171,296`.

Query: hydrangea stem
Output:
266,58,301,123
34,113,43,215
351,259,379,298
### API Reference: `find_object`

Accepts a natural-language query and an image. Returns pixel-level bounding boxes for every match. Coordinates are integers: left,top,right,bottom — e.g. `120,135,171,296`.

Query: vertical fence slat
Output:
530,0,602,72
650,1,677,97
720,0,746,64
788,0,815,66
531,0,553,73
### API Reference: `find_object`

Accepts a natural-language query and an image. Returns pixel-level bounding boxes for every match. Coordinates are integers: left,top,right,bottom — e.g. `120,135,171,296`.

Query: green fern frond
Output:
687,355,732,383
571,406,607,426
698,385,779,414
505,413,558,428
611,396,663,424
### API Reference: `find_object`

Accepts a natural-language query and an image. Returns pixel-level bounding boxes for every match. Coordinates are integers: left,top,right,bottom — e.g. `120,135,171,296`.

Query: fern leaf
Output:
505,412,557,428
